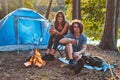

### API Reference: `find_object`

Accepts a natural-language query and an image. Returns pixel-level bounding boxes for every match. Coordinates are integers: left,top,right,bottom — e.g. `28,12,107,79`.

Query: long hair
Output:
54,11,66,29
70,19,84,34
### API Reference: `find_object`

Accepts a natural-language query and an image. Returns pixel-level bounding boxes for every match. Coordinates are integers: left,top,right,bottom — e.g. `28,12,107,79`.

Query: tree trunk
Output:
72,0,81,20
0,3,1,19
45,0,52,19
114,0,120,49
18,0,23,8
0,0,8,18
99,0,118,50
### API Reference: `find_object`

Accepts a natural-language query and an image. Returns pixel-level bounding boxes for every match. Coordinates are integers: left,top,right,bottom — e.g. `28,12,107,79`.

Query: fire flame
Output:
24,49,46,67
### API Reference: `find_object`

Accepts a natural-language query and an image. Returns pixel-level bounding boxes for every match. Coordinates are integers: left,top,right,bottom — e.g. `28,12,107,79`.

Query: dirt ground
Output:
0,45,120,80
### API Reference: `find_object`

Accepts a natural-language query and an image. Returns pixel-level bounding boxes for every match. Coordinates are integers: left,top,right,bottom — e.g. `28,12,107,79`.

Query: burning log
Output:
24,49,46,67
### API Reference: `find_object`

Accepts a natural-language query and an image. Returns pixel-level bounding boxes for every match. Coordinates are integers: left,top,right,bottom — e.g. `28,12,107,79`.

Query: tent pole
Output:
14,16,20,55
39,21,43,48
17,17,20,55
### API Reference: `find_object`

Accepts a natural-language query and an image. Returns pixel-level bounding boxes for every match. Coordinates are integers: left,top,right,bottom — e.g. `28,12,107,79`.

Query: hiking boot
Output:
47,54,55,60
69,59,77,69
42,54,49,60
42,54,54,61
74,59,84,74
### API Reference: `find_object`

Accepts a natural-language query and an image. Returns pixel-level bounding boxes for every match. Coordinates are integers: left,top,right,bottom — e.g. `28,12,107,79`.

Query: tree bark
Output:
114,0,120,49
18,0,23,8
45,0,52,19
0,3,1,19
72,0,81,20
0,0,8,18
99,0,119,50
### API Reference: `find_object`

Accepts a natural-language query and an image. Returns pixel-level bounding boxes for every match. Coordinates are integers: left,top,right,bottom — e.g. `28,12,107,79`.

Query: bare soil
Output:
0,45,120,80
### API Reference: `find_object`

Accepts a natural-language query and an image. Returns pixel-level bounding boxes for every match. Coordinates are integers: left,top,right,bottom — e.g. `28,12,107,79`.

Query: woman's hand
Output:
49,29,57,35
53,29,57,34
49,29,54,35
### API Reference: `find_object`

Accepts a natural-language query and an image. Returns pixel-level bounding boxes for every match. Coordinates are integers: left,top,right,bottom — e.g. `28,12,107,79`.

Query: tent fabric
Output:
0,8,50,51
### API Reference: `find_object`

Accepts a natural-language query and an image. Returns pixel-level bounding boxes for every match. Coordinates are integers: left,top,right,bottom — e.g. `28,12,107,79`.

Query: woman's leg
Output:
46,49,51,54
50,49,56,55
46,35,55,54
42,35,55,60
51,36,63,55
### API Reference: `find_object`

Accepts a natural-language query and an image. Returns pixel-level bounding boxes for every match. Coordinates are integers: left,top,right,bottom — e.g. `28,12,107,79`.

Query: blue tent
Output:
0,8,50,51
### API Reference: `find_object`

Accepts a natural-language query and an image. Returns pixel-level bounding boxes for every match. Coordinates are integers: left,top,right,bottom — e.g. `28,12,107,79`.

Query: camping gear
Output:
58,57,115,72
82,55,103,67
74,58,84,74
0,8,50,51
57,44,66,57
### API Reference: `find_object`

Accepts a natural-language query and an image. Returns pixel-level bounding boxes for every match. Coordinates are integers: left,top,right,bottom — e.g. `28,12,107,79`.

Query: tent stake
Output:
108,63,115,79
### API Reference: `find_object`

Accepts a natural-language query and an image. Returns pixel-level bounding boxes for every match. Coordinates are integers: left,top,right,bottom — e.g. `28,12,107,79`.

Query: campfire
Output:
24,49,46,67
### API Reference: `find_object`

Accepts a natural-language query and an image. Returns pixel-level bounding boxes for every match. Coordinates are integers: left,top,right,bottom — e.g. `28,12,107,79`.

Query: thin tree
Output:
18,0,23,8
0,0,8,18
99,0,120,50
45,0,52,19
72,0,81,20
0,3,1,19
114,0,120,50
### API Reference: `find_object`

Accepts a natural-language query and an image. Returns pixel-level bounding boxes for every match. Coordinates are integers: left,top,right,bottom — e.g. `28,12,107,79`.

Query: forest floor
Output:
0,45,120,80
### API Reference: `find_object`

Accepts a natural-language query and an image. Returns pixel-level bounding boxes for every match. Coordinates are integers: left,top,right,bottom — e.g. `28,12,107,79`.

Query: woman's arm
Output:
54,22,69,35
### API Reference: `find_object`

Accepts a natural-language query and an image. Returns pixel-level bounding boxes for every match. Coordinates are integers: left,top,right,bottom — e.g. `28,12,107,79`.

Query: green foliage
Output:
82,0,106,40
0,3,1,11
7,0,20,13
118,46,120,51
65,3,72,21
64,0,72,4
64,0,106,40
64,0,72,21
118,19,120,38
23,0,34,10
1,0,25,14
119,28,120,38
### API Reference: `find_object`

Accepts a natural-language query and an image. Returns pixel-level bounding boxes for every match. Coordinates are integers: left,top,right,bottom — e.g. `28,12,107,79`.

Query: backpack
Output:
82,55,103,67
